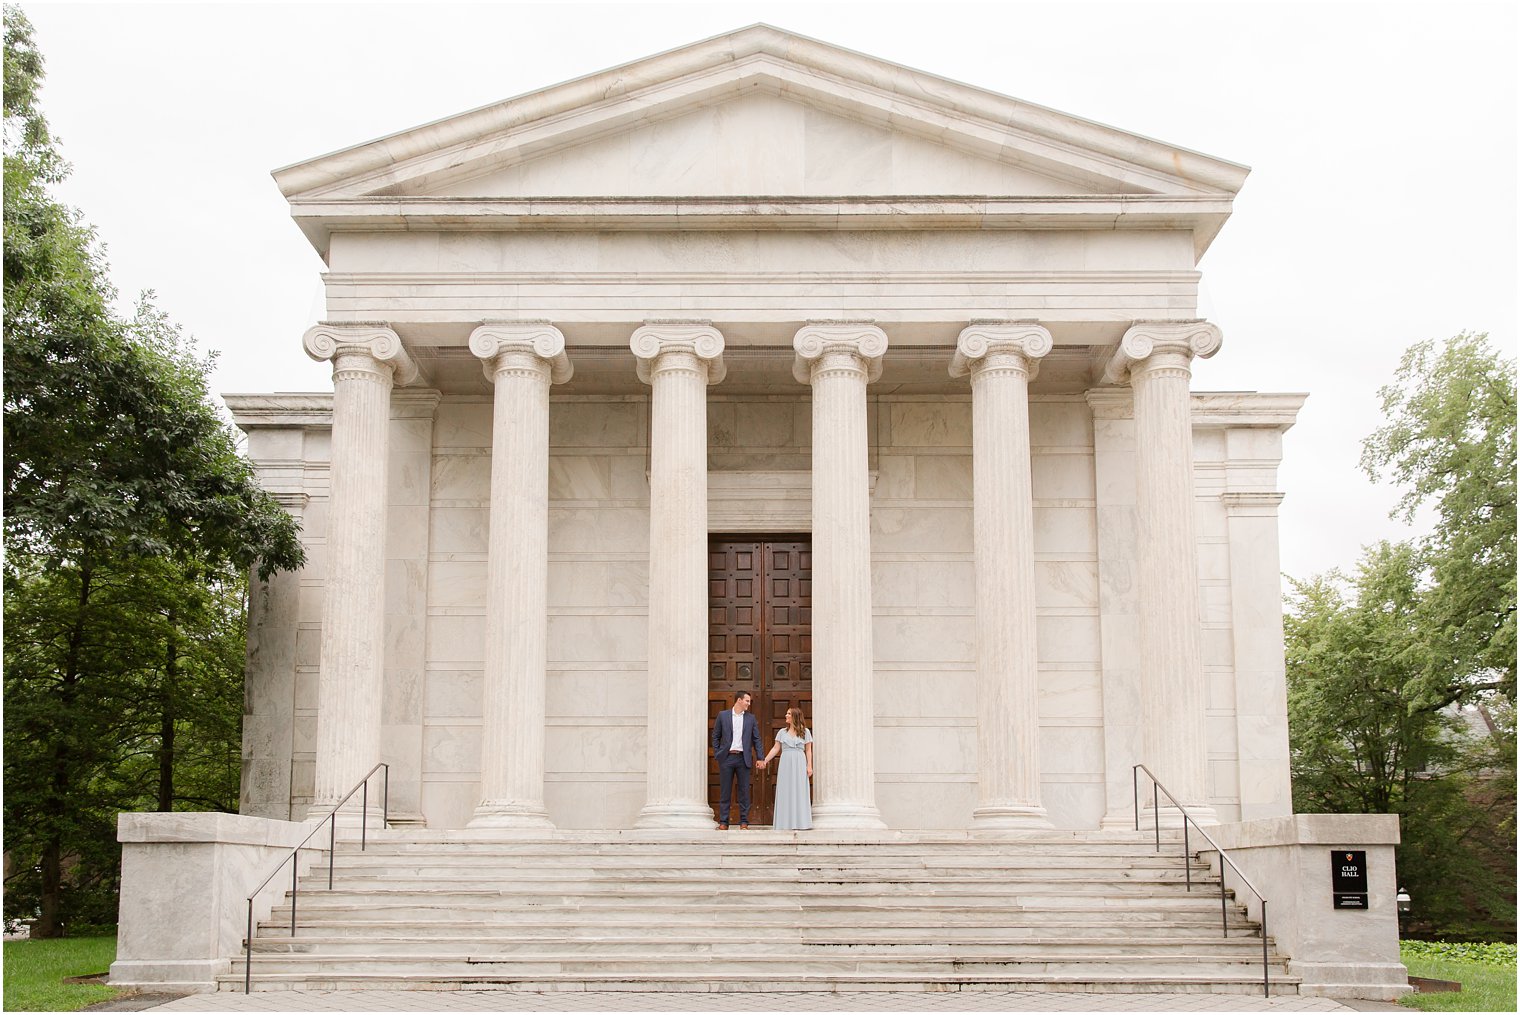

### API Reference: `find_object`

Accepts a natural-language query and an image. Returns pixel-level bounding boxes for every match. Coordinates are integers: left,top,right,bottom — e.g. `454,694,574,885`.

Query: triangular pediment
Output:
277,25,1246,203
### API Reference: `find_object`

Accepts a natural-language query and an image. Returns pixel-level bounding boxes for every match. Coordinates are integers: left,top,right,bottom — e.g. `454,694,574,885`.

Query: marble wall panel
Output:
1029,402,1093,448
424,671,483,718
1191,429,1228,462
423,725,482,774
293,670,319,711
430,454,490,502
386,506,430,554
427,616,485,664
876,782,976,830
1031,453,1097,500
873,456,915,499
873,615,975,663
1040,781,1105,829
1038,669,1102,718
548,457,614,500
1201,626,1235,668
876,726,976,775
548,507,649,553
1040,727,1104,777
547,615,647,664
420,782,481,832
433,402,491,449
875,670,976,719
430,507,488,554
872,507,973,552
385,559,429,617
548,561,649,608
1035,616,1102,665
870,561,975,609
1197,543,1232,581
428,561,486,610
1207,714,1239,756
294,628,321,669
546,671,648,718
302,430,331,462
886,402,971,448
296,582,324,626
913,456,973,500
290,715,317,757
545,780,646,830
1199,582,1233,626
545,725,645,773
550,401,645,448
1035,561,1099,609
608,457,649,500
734,400,809,449
1032,506,1098,555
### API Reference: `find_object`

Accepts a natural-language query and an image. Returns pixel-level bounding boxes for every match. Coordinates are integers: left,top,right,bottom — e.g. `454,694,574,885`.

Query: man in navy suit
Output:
711,690,764,829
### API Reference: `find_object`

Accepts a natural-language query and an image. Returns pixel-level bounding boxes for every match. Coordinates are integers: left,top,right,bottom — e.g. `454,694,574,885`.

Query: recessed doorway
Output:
707,537,813,826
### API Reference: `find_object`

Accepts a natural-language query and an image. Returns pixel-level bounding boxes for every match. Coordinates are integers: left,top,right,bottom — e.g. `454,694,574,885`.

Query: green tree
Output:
1361,331,1517,702
3,5,304,936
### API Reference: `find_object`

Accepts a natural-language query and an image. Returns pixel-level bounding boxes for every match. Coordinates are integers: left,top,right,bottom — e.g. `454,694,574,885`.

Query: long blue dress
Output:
772,728,813,830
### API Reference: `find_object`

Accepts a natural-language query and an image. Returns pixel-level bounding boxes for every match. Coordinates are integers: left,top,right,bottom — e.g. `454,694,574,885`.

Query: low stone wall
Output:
1207,813,1410,1000
109,812,322,992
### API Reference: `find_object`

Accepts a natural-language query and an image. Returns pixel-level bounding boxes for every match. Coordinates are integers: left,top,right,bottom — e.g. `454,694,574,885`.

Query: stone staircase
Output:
225,831,1291,994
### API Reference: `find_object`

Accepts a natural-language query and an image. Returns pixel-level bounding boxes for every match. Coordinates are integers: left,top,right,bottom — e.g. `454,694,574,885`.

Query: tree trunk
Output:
37,563,93,938
157,611,177,812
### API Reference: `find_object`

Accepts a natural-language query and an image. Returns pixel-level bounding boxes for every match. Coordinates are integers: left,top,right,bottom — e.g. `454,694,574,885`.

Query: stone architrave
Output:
951,323,1054,831
467,323,573,829
302,323,419,816
631,323,726,829
1104,321,1222,823
793,323,888,830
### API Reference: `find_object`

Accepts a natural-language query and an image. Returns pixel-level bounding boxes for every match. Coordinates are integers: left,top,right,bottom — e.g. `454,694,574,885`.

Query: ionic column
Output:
793,323,888,830
302,324,418,815
467,324,572,829
632,323,726,829
1103,321,1222,823
951,323,1054,832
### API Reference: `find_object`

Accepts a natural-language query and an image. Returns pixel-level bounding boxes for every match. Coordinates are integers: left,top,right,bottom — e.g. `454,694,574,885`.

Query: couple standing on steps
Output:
710,690,813,830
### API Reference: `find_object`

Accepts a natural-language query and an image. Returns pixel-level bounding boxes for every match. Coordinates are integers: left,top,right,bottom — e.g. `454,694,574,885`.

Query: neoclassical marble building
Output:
231,25,1304,834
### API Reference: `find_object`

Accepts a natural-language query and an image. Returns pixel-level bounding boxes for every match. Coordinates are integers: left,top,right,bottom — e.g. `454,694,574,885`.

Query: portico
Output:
232,24,1301,833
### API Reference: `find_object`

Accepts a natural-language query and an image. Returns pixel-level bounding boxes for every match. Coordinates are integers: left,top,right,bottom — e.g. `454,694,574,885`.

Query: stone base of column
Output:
811,802,887,830
971,805,1053,833
1137,801,1220,829
635,801,717,830
468,802,555,830
1099,811,1139,831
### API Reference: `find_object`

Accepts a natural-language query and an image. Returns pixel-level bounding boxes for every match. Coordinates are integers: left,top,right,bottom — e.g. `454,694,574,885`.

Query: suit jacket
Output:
711,708,762,766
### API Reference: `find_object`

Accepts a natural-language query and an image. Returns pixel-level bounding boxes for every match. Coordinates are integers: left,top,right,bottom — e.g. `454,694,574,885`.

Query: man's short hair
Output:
733,690,752,703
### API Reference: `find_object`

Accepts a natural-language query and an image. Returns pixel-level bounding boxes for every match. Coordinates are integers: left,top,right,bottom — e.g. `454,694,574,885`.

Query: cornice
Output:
223,393,334,429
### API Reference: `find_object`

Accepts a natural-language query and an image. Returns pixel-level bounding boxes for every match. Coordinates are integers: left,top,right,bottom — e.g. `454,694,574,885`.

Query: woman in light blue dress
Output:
761,707,813,830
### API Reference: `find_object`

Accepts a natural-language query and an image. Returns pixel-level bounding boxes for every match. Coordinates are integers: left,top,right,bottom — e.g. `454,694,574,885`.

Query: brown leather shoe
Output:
717,823,728,830
740,823,749,829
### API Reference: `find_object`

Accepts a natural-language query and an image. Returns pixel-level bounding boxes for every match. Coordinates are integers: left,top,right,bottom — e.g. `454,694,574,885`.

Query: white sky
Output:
20,0,1519,582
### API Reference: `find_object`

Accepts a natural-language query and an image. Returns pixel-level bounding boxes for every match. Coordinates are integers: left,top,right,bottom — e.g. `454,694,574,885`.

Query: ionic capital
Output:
469,322,573,385
1102,320,1222,385
302,322,419,386
950,322,1053,381
630,322,726,385
792,322,889,384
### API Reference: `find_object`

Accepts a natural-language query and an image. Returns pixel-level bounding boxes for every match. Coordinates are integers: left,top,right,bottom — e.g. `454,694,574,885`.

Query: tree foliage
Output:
2,5,304,936
1286,333,1517,941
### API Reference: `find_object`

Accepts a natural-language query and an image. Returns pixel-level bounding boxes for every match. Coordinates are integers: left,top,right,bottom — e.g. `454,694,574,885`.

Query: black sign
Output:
1332,850,1368,910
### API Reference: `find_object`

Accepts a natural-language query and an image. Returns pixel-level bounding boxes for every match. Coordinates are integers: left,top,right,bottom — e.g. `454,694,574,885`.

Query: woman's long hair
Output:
786,707,807,738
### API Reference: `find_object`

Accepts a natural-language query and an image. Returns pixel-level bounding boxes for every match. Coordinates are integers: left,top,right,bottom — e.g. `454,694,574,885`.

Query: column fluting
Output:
302,324,418,815
951,323,1054,832
794,323,888,830
632,324,725,829
468,323,573,829
1105,321,1222,823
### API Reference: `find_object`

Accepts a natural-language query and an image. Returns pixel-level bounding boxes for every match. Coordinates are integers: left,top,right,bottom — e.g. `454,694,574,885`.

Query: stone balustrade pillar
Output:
468,323,572,829
301,324,418,815
793,323,888,830
1104,321,1223,823
632,323,726,829
951,323,1054,832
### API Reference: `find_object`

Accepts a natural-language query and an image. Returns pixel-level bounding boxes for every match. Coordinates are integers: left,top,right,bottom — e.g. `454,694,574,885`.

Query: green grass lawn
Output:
1400,942,1518,1013
2,936,120,1013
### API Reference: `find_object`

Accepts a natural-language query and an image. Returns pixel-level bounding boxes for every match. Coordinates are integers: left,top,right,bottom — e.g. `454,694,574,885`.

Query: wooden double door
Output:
707,537,813,826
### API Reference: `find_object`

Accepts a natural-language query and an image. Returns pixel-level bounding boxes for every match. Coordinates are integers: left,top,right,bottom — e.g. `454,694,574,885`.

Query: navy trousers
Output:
717,752,752,824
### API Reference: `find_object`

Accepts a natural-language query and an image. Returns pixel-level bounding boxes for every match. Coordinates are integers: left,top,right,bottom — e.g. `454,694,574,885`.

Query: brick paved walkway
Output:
130,989,1386,1012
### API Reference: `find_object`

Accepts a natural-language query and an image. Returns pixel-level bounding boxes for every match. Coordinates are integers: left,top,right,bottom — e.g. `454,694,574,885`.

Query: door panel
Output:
707,537,812,826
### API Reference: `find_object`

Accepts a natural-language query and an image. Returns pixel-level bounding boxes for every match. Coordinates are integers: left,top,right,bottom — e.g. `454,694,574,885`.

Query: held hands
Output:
756,758,768,770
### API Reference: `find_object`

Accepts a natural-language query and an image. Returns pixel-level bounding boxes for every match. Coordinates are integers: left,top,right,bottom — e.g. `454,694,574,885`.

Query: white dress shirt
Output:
729,709,744,752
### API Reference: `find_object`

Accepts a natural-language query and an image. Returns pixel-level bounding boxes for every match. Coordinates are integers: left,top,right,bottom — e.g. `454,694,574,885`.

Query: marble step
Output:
219,971,1291,995
246,935,1272,957
295,875,1222,895
257,919,1260,939
319,861,1213,877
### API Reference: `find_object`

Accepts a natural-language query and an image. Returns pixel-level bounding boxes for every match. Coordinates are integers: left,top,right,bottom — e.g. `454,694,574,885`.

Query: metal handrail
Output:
243,762,389,993
1132,763,1271,998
